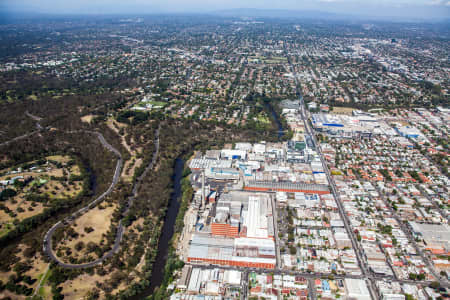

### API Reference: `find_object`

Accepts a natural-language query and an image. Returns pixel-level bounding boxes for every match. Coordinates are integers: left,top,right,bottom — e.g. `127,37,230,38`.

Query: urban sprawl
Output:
0,17,448,300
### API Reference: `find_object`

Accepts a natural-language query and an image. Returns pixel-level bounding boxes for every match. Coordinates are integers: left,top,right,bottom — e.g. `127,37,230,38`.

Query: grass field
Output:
46,155,72,163
62,273,106,299
57,203,117,262
0,245,50,299
257,114,271,124
148,100,167,107
0,155,84,235
331,107,354,115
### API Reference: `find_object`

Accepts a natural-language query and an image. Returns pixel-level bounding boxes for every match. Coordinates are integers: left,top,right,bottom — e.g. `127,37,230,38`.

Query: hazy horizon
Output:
1,0,449,21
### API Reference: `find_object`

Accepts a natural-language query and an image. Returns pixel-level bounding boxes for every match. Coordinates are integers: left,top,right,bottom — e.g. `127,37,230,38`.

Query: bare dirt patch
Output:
61,271,131,299
81,114,96,124
0,290,26,300
69,165,81,176
121,157,143,182
331,106,354,115
62,273,105,299
106,119,132,155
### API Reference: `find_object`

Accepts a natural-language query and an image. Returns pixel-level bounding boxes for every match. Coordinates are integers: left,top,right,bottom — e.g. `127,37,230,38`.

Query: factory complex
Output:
172,105,449,299
182,137,331,271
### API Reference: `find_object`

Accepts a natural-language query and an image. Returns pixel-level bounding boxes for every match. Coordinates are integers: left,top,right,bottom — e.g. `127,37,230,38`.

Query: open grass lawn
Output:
57,203,117,262
148,100,167,107
261,56,288,64
46,155,71,164
39,285,52,299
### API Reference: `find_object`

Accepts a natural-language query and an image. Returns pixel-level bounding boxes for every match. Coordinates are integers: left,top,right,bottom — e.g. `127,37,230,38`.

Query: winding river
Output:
132,157,184,299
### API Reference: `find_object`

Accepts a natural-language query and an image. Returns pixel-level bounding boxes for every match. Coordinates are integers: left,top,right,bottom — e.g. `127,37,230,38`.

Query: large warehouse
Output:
244,181,330,195
311,113,397,137
187,234,276,269
188,192,277,269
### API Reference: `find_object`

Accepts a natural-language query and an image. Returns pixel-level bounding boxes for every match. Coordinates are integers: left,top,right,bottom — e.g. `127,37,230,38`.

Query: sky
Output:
1,0,449,20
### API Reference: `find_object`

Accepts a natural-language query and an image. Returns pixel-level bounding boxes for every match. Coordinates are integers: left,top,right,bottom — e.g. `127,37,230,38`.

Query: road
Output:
2,112,163,269
0,130,39,147
186,262,435,288
417,178,449,222
124,124,161,216
288,63,367,276
285,58,377,299
43,124,161,269
32,263,50,297
271,193,281,269
0,111,46,147
374,184,447,286
240,270,249,300
43,130,124,268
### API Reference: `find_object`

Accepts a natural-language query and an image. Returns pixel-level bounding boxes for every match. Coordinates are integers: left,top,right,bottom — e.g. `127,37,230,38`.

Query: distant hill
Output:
210,8,348,20
209,8,450,23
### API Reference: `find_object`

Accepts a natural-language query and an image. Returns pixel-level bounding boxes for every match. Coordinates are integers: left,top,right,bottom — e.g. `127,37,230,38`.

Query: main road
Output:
285,55,379,299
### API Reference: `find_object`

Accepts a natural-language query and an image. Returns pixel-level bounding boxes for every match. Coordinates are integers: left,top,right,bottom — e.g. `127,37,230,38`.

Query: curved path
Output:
0,111,46,147
43,125,161,268
124,125,160,215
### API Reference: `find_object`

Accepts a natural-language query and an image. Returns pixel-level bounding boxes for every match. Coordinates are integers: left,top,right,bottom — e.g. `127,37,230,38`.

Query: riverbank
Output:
129,157,185,300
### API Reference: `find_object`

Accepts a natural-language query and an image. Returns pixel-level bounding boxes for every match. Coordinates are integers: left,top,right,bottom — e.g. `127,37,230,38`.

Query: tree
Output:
289,246,296,255
430,281,440,289
75,241,85,251
405,294,414,300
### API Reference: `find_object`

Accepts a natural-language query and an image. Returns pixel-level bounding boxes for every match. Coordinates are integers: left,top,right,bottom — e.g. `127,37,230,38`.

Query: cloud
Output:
1,0,449,19
427,0,450,5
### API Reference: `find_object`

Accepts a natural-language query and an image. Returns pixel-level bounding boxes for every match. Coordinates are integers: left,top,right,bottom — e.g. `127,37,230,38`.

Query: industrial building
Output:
244,180,330,195
344,278,372,300
311,113,397,138
409,222,450,254
173,266,242,299
187,234,276,269
395,125,425,140
210,192,274,238
189,158,232,170
187,192,277,269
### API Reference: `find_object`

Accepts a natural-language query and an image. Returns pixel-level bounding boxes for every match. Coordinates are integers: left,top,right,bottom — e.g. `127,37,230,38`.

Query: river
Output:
265,102,284,139
133,103,283,298
133,157,184,299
